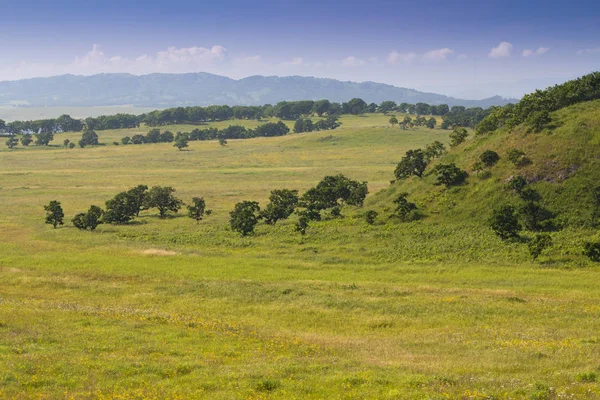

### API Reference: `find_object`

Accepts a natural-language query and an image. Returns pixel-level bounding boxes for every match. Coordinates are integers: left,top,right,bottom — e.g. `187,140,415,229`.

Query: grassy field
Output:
1,112,600,399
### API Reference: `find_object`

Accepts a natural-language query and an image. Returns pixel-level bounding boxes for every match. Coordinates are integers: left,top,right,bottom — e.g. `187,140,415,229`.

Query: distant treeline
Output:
1,98,496,135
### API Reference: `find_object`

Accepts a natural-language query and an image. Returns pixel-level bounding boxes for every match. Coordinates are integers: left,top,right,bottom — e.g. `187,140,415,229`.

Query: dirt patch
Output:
140,249,178,256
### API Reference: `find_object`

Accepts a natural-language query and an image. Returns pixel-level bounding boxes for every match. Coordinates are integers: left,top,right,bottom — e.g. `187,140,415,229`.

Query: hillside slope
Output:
0,73,515,108
367,99,600,264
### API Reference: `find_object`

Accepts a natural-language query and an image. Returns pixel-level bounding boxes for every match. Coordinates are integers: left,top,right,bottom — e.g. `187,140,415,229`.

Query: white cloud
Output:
387,51,417,64
422,48,455,62
290,57,303,65
577,47,600,55
341,56,366,67
522,47,550,57
457,54,468,60
489,42,513,58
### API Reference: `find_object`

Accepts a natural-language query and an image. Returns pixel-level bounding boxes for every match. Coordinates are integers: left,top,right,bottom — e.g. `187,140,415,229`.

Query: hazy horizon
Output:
1,0,599,99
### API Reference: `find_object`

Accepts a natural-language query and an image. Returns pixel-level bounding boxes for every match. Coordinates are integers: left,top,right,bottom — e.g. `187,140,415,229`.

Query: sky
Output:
0,0,599,99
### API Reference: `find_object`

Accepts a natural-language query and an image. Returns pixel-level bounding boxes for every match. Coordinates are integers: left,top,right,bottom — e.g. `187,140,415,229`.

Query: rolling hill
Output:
0,72,515,108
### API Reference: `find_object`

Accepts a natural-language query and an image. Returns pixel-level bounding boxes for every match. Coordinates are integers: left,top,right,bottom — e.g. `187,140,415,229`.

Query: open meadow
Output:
1,113,600,399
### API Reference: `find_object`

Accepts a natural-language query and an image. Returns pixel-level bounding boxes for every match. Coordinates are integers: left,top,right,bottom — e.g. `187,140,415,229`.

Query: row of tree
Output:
2,98,494,136
476,71,600,135
43,175,370,237
44,186,212,230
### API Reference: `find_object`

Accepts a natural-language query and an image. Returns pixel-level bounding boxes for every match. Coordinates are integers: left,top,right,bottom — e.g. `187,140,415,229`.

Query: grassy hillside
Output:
1,110,599,398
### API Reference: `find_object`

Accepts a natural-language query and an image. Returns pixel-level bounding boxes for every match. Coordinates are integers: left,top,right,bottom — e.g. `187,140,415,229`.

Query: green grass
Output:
1,112,600,399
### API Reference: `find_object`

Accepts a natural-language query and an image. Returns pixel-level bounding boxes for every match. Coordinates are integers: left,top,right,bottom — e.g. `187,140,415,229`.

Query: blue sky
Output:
0,0,599,98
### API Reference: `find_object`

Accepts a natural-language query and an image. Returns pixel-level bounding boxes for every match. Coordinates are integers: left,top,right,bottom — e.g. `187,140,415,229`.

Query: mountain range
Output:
0,73,516,108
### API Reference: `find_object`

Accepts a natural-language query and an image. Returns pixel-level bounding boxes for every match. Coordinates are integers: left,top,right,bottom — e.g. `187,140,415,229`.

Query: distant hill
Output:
0,73,515,108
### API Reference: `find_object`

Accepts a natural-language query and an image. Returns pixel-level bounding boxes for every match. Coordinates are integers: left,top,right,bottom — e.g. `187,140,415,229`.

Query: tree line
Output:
2,98,495,138
43,174,370,237
476,71,600,135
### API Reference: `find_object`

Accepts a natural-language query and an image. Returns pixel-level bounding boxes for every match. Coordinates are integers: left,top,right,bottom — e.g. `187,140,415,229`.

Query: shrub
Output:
80,129,99,146
364,210,378,225
393,193,417,221
506,175,527,193
489,205,521,240
424,141,446,160
507,149,526,166
230,201,261,236
68,143,75,149
583,242,600,262
519,201,554,231
479,150,500,167
295,215,309,235
121,136,131,145
576,371,598,383
528,234,552,260
432,164,468,187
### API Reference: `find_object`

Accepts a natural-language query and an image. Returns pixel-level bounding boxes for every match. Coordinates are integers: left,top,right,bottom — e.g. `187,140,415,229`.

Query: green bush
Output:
480,150,500,167
583,242,600,262
489,205,521,240
432,164,468,188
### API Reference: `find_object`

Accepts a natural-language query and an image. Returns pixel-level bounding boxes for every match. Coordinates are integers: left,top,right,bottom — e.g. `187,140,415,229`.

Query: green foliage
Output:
449,127,468,147
299,175,368,218
479,150,500,167
345,98,367,115
426,117,436,129
173,133,189,150
506,149,527,167
505,175,527,193
68,142,75,149
424,141,446,160
5,136,18,149
35,131,54,146
229,201,261,236
583,242,600,262
528,234,552,260
528,110,551,132
489,205,522,240
72,205,104,231
519,187,541,202
476,71,600,134
293,118,314,133
103,192,138,224
259,189,299,224
126,185,149,217
364,210,378,225
145,186,182,218
121,136,131,145
432,163,468,188
218,137,227,146
187,197,207,223
80,129,99,146
294,215,309,235
393,193,417,221
388,116,398,127
44,200,64,228
20,134,33,146
378,101,396,114
519,201,554,232
394,149,428,179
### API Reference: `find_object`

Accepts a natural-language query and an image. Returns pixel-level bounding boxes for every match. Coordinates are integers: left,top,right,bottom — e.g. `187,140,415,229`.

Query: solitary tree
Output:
230,201,261,235
174,135,189,150
394,149,428,179
145,186,182,218
426,117,437,129
489,205,521,240
388,116,399,127
63,138,70,148
121,136,131,145
187,197,207,223
103,192,138,224
80,129,99,146
295,215,309,235
44,200,64,228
